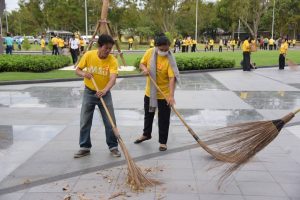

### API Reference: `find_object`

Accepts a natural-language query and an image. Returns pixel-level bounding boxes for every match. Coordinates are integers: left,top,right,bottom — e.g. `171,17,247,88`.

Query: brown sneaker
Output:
74,149,90,158
110,149,121,157
159,144,167,151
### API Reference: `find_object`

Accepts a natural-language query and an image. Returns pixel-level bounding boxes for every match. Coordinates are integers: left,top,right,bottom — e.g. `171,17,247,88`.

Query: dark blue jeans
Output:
79,87,118,151
6,45,13,54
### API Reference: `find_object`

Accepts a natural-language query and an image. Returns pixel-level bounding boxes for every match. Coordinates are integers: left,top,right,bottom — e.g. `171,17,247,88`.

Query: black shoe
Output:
74,149,90,158
134,136,151,144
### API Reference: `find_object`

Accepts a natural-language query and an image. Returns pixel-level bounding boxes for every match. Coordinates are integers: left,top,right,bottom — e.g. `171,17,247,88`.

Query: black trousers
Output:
143,96,171,144
52,45,59,55
209,45,213,51
70,48,79,64
219,46,222,52
182,46,186,52
279,54,285,69
191,44,196,52
243,52,251,71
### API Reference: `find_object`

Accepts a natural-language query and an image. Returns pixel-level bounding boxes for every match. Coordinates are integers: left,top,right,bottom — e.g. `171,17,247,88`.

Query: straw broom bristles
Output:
287,58,298,70
203,112,296,182
91,78,159,191
148,74,299,182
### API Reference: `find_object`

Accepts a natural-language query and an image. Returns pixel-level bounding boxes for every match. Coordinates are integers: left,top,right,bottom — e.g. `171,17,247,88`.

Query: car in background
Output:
81,35,99,45
19,36,39,44
13,36,22,43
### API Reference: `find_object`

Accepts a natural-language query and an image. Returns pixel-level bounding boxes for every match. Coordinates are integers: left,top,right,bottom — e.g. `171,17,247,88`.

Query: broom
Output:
148,74,299,177
91,78,159,191
286,58,298,70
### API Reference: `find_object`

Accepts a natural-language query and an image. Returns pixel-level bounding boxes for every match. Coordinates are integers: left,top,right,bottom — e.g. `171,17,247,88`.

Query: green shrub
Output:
0,55,71,72
22,37,31,50
133,55,235,71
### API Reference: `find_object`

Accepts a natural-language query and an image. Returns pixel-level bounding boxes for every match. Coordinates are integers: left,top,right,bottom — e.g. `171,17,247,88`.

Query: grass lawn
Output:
1,49,299,82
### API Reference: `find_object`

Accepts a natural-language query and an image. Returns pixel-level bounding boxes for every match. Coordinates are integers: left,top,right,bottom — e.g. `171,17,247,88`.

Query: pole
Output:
271,0,275,39
195,0,198,41
0,17,2,35
238,19,240,39
5,9,7,32
85,0,88,36
99,0,109,34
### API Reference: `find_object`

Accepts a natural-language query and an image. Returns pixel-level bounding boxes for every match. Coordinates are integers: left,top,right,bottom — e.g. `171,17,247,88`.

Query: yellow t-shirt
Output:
292,39,296,44
209,39,214,46
141,48,175,99
77,50,118,91
279,42,288,54
58,38,65,47
182,40,186,46
51,37,58,45
242,40,250,52
230,40,236,46
192,40,197,45
128,38,133,44
269,39,274,45
41,39,46,48
80,39,85,46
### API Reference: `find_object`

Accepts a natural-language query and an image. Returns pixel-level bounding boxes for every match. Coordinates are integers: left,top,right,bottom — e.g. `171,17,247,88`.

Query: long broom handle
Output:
91,77,121,139
148,75,206,145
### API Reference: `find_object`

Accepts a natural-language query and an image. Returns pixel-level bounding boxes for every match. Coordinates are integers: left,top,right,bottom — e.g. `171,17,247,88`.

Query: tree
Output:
0,0,5,54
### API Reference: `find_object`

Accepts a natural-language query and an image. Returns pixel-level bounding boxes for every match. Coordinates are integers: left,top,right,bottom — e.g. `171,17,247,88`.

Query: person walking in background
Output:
204,40,209,52
17,37,22,51
242,35,251,71
288,39,292,48
219,38,223,52
69,34,80,65
134,34,180,152
279,39,288,70
128,37,133,50
264,37,269,50
269,37,274,50
58,37,65,55
4,33,14,55
79,37,85,53
292,39,296,48
230,39,236,52
41,35,46,55
181,38,186,52
274,38,278,50
209,38,214,51
237,38,241,49
191,38,197,52
174,38,180,53
51,35,59,55
259,37,264,50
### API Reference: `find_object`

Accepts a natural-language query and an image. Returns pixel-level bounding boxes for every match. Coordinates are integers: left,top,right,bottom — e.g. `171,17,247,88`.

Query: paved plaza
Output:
0,68,300,200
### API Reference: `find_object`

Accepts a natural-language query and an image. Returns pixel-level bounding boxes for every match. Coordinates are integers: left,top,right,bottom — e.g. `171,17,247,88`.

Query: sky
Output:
5,0,19,11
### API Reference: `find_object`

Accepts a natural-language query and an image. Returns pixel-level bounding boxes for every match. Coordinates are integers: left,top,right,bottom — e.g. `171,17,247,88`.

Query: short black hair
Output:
155,33,171,46
98,34,115,47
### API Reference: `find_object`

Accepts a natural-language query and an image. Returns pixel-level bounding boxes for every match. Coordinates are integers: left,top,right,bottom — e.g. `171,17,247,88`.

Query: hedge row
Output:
0,55,71,72
134,55,235,71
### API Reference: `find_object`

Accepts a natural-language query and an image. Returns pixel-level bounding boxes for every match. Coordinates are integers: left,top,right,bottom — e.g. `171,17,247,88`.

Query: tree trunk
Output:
99,0,109,35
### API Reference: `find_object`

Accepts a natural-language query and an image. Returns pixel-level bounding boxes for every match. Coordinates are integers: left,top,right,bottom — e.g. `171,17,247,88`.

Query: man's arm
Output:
75,67,92,79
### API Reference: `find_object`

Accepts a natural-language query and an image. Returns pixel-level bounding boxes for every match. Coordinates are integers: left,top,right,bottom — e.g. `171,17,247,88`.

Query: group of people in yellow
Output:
74,34,179,158
45,34,86,56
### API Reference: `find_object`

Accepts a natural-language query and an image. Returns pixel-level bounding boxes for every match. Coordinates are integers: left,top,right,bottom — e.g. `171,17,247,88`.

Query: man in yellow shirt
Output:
279,39,288,70
209,39,214,51
134,35,179,151
242,36,251,71
230,39,236,52
57,37,65,55
292,39,296,48
79,37,85,53
74,34,121,158
128,37,133,50
51,35,59,55
40,35,46,55
269,38,274,50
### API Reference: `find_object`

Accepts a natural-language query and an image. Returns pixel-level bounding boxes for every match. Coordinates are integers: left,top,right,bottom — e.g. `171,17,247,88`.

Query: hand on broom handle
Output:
147,75,209,148
90,77,121,139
